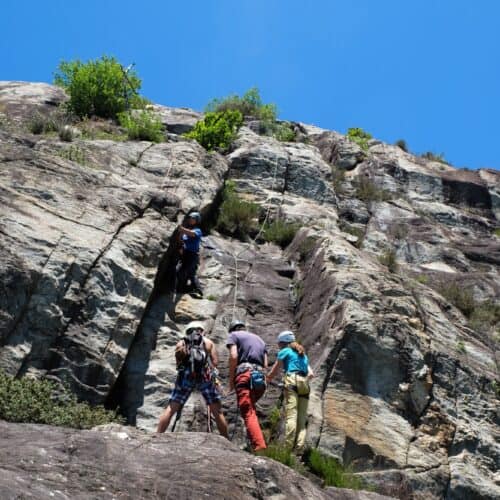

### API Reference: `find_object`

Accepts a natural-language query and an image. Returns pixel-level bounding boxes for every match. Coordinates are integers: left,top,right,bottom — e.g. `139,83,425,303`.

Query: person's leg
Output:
209,401,229,438
295,396,309,451
250,384,266,405
284,388,299,449
157,374,191,432
156,401,182,433
201,381,228,438
186,252,202,294
176,254,189,292
235,371,266,451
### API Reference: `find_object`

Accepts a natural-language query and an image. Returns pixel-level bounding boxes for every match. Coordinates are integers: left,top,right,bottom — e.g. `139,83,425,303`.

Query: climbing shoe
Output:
189,288,204,299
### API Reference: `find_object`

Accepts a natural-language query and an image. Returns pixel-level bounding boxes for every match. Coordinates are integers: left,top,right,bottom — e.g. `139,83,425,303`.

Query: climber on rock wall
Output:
176,212,203,298
267,330,314,453
226,319,268,452
156,321,228,437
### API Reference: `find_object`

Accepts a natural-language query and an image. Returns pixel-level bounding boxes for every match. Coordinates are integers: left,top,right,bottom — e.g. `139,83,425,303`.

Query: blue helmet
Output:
277,330,295,343
187,211,201,223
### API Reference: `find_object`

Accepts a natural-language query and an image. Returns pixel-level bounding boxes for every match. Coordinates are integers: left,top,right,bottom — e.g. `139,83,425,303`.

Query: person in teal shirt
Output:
267,330,314,452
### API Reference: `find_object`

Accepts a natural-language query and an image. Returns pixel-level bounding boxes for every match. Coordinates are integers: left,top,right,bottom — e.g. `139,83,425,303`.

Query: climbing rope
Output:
230,154,283,321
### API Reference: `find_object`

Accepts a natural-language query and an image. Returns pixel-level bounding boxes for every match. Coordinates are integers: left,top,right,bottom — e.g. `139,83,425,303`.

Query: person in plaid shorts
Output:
156,321,228,438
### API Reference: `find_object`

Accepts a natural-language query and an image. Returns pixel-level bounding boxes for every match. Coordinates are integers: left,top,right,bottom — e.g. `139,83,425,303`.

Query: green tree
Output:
54,56,142,119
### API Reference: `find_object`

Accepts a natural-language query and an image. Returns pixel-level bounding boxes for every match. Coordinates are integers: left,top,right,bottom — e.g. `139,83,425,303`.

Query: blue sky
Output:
1,0,499,169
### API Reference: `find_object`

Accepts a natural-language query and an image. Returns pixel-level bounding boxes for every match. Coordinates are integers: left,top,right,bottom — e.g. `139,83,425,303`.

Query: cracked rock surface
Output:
0,421,392,500
0,82,499,499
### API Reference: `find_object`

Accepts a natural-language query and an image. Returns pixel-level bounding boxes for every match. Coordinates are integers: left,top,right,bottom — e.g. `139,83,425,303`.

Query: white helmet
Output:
277,330,295,343
185,321,205,334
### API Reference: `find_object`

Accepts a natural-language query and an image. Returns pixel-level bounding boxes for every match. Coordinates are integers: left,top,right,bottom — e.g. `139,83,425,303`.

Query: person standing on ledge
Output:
176,211,203,298
156,321,228,437
226,319,268,452
266,330,314,453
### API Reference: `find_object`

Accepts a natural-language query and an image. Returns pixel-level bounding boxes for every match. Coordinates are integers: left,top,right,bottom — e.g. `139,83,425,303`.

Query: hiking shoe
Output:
190,288,204,299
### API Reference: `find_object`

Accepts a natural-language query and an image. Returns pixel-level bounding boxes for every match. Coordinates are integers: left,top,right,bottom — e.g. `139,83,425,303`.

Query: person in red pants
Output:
226,319,268,451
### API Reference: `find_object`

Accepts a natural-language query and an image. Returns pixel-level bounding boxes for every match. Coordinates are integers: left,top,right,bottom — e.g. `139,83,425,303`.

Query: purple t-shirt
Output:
226,331,267,366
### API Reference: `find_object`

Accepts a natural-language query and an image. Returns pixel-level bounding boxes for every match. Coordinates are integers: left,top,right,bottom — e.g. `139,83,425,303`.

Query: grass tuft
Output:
216,181,259,240
263,219,301,248
378,249,398,273
258,444,298,468
303,448,365,489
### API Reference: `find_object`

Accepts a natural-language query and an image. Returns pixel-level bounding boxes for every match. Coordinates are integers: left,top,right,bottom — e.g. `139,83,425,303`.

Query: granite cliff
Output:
0,82,498,499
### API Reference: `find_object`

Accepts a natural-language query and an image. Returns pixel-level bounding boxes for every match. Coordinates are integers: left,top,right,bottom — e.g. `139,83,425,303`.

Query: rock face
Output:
0,421,392,500
0,82,499,499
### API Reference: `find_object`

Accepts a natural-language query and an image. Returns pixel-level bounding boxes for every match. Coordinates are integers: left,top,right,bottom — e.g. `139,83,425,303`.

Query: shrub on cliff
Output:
263,219,301,248
354,176,392,202
0,371,123,429
469,300,500,335
274,123,296,142
206,88,296,142
421,151,449,165
394,139,409,152
437,282,475,317
206,87,276,122
216,180,259,239
27,111,67,135
347,127,372,151
378,249,398,273
54,56,142,119
118,109,164,142
186,110,243,151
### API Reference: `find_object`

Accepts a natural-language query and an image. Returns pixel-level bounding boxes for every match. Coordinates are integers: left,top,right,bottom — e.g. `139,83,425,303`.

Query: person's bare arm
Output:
266,359,283,383
307,365,314,378
174,339,186,367
228,345,238,391
263,352,268,370
206,338,218,367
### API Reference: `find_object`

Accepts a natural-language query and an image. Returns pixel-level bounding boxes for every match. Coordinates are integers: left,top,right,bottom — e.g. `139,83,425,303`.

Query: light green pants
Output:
284,373,309,451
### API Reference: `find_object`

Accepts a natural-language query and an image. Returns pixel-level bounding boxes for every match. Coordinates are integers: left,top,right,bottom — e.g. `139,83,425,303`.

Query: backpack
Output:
249,369,266,390
181,331,208,381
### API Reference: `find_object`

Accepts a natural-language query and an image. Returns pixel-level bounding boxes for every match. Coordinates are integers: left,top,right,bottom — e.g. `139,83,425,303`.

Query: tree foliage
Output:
206,87,276,121
205,88,295,142
186,110,243,151
347,127,372,151
54,56,142,119
0,371,123,429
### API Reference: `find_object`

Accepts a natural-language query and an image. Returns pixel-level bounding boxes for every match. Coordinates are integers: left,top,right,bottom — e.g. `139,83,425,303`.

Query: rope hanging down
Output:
230,154,283,321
